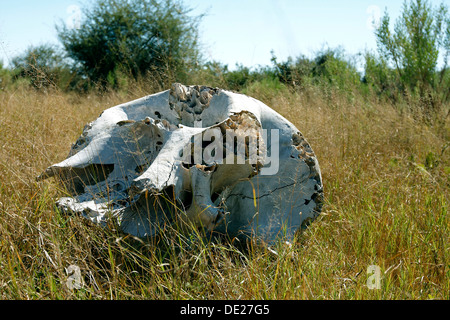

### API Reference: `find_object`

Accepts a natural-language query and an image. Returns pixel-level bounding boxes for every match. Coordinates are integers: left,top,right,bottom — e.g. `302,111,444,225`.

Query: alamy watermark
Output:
367,265,381,289
175,121,280,176
66,5,82,30
366,5,382,30
65,264,83,289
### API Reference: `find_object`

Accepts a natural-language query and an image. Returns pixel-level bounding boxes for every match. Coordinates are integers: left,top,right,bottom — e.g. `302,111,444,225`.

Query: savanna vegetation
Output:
0,0,448,299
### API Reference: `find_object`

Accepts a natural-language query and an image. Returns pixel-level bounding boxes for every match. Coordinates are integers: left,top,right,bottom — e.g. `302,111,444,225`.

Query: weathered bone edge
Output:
38,83,323,242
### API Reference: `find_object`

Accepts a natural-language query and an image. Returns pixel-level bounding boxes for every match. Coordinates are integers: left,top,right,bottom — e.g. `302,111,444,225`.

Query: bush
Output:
57,0,203,88
375,0,449,107
363,52,401,101
271,52,314,87
270,48,362,99
10,44,74,91
311,48,361,91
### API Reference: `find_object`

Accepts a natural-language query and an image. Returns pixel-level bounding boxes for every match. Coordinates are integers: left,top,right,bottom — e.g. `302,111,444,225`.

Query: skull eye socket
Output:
58,163,115,194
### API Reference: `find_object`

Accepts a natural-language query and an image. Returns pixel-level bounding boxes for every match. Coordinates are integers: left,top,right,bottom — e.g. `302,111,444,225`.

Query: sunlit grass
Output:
0,81,448,299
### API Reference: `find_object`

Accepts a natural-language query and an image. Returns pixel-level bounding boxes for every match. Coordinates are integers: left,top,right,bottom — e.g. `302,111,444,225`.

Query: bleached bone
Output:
38,83,323,242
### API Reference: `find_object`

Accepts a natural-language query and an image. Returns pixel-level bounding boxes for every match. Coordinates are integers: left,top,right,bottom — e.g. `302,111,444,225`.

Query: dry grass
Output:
0,82,448,299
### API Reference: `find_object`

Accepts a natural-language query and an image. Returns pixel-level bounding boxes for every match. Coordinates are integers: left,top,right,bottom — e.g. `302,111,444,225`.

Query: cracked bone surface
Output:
39,83,323,242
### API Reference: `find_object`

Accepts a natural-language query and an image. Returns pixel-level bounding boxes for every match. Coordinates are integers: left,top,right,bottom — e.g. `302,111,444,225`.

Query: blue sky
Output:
0,0,446,70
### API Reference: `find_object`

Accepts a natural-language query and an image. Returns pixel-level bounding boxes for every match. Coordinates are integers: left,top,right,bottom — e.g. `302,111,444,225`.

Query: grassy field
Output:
0,81,448,299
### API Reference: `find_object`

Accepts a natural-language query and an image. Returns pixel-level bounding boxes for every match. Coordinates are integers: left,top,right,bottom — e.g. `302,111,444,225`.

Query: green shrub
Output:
375,0,449,108
11,44,74,91
57,0,203,88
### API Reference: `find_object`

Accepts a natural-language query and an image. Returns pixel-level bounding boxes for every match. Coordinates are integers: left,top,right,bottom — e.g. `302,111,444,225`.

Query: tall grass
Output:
0,79,448,299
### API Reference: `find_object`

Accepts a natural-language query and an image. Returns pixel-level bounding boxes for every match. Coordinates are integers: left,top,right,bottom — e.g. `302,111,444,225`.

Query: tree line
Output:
0,0,449,116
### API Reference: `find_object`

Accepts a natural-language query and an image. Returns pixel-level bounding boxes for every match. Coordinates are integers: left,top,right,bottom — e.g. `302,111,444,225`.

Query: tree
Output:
11,44,73,90
311,47,361,90
362,52,400,101
375,0,449,98
56,0,203,87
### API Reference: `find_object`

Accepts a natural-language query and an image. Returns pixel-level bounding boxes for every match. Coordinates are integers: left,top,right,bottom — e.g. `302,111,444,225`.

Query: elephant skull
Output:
38,83,323,242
